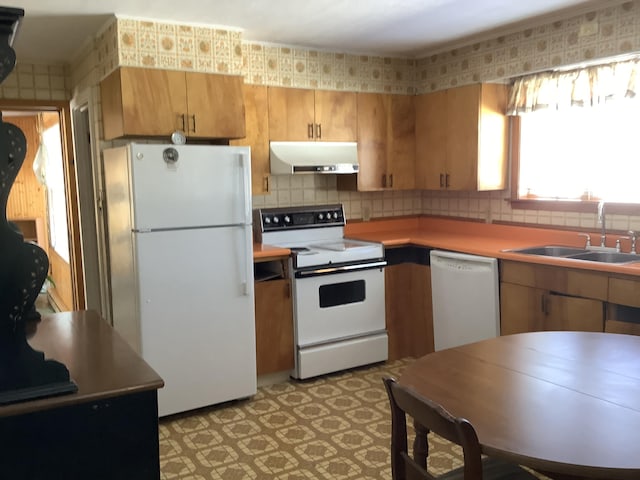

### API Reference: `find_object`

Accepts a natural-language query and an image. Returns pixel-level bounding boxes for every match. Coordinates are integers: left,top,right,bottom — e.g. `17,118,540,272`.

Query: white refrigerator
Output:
103,143,256,417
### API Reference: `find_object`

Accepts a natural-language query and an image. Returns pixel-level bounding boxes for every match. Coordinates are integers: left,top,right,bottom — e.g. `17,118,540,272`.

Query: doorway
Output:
2,100,86,312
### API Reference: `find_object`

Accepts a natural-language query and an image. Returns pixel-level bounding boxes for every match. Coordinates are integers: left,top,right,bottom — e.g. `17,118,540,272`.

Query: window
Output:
517,103,640,203
42,121,70,263
510,57,640,206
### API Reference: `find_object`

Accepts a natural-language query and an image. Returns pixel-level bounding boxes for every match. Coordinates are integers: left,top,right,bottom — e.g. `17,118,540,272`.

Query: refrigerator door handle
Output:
242,225,253,297
239,153,252,225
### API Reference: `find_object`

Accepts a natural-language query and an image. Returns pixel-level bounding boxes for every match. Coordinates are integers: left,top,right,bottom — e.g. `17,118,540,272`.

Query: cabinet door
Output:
185,72,245,139
385,263,433,360
355,93,387,190
254,279,294,375
544,293,604,332
230,84,270,194
446,84,480,190
415,90,447,190
268,87,315,141
500,282,544,335
101,67,187,139
314,90,357,141
477,83,508,190
387,94,416,190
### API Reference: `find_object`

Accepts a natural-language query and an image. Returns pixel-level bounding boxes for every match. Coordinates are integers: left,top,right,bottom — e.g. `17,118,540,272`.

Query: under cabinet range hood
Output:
270,141,358,174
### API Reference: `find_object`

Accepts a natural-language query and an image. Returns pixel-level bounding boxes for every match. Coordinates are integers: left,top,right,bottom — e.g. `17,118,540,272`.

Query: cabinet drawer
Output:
609,277,640,308
500,261,607,300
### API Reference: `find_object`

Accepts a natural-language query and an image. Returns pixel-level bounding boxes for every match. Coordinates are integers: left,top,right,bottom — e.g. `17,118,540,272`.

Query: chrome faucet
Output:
597,201,606,247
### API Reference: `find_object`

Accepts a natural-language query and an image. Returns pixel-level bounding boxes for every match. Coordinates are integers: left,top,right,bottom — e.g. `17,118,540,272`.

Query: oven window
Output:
319,280,365,308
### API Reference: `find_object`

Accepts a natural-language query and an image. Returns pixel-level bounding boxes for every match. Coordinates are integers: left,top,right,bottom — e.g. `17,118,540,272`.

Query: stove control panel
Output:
253,204,345,237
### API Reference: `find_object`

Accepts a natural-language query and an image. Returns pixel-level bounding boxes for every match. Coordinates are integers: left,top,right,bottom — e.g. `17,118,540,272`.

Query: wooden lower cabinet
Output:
385,263,433,360
500,260,606,335
500,282,604,334
254,278,294,375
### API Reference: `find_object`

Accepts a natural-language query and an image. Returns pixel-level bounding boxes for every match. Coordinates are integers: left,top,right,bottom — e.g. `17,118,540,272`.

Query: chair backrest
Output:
383,376,484,480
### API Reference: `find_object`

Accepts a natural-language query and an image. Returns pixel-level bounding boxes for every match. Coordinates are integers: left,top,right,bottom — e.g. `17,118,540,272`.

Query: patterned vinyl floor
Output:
158,358,449,479
158,358,546,480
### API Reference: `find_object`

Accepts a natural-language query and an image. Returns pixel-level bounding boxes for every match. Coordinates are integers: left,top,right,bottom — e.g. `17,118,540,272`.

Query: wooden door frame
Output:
1,99,85,310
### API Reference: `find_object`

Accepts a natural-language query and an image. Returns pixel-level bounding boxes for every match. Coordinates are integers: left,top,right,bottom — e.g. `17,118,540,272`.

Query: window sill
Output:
509,199,640,215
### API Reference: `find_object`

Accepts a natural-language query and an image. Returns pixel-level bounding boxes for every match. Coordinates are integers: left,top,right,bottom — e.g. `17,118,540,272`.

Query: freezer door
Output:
129,144,252,230
134,226,256,416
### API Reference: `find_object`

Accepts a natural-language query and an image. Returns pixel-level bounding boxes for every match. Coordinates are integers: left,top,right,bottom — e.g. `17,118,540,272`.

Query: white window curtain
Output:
508,58,640,114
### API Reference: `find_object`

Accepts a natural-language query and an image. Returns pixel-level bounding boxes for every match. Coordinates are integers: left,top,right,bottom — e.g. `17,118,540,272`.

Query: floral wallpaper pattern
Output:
114,18,243,75
416,1,639,93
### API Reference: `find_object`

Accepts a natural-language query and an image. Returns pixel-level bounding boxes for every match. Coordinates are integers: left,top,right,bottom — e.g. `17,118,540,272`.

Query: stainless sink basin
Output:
509,246,589,257
567,251,640,264
507,245,640,264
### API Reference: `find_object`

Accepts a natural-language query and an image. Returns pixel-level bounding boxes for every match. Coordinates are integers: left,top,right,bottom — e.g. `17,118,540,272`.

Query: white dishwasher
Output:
430,250,500,351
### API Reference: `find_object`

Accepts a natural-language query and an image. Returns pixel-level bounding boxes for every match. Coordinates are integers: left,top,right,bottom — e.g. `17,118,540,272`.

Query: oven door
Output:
293,262,386,346
291,261,388,378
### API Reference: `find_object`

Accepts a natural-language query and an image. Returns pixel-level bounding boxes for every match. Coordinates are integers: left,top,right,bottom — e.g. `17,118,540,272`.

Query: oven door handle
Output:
295,260,387,278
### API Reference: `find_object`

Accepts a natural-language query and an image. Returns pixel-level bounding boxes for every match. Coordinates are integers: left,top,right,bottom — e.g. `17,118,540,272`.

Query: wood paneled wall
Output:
5,115,48,233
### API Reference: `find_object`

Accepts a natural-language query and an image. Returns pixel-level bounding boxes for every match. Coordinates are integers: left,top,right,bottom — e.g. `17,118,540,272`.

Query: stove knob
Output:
318,213,324,221
327,212,333,220
284,215,291,225
332,212,339,219
273,216,280,224
264,216,271,225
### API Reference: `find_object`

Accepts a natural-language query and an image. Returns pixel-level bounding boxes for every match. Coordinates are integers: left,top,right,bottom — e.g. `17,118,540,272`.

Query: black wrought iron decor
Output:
0,6,77,403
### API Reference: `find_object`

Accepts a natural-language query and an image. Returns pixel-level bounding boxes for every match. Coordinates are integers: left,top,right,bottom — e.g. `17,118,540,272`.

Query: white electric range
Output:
254,204,388,379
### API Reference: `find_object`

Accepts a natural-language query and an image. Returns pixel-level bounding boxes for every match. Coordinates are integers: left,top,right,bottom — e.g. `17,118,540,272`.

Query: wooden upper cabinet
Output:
100,67,245,140
415,83,508,191
352,92,387,190
339,92,414,191
388,94,416,190
184,72,245,139
268,86,356,142
314,90,357,141
230,84,270,194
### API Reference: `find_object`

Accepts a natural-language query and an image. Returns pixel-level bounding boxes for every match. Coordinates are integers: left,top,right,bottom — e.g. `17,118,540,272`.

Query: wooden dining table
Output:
398,331,640,480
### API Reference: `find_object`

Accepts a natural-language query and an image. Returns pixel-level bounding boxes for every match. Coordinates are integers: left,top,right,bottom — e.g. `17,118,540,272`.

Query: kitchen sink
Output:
509,246,589,257
507,245,640,264
567,251,640,264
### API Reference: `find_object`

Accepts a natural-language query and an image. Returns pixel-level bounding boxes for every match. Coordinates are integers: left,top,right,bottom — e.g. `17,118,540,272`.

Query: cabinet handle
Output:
308,123,314,139
445,173,450,188
439,174,444,188
285,281,291,299
541,294,549,315
316,123,322,139
389,174,394,188
382,174,387,188
264,175,269,192
178,114,186,132
190,115,196,133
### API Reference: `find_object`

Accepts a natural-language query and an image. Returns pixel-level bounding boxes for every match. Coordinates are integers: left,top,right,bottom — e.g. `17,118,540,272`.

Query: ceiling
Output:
5,0,620,64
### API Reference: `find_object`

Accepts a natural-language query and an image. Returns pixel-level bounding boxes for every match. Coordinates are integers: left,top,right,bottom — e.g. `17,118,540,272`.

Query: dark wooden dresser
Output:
0,310,164,479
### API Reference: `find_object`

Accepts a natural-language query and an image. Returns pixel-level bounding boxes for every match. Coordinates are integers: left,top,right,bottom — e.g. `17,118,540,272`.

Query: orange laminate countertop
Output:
343,216,640,277
252,215,640,276
253,242,290,261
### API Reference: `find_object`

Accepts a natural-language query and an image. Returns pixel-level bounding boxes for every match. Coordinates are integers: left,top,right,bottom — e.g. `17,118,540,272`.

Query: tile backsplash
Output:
11,1,640,229
251,175,423,220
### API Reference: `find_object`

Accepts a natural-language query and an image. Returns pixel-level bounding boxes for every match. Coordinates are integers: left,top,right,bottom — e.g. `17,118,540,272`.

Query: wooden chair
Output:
383,376,539,480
